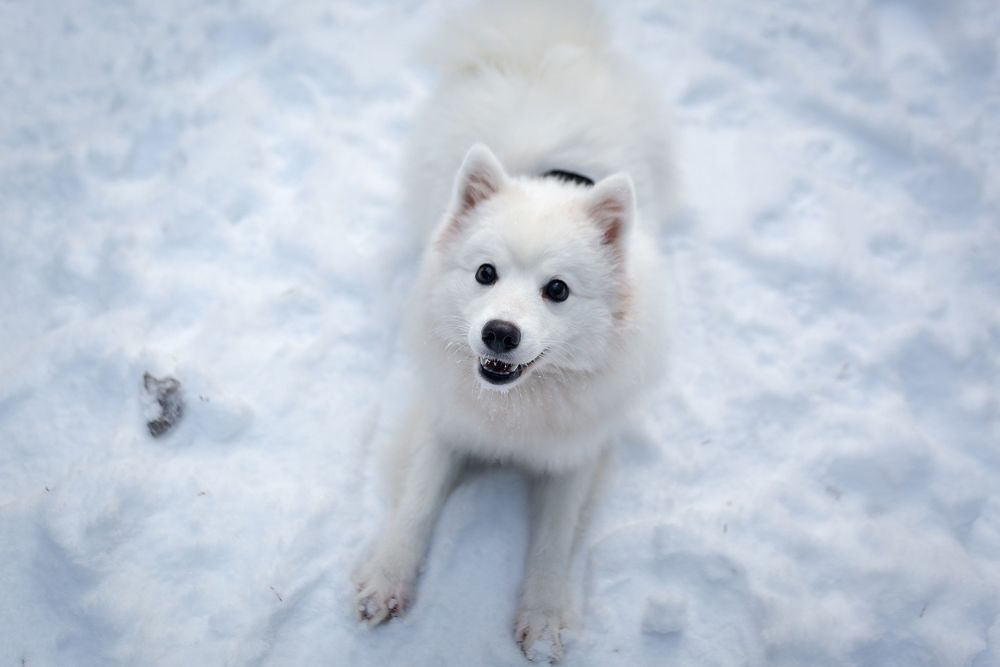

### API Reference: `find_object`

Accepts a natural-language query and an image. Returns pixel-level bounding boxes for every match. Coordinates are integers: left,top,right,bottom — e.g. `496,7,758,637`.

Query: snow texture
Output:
641,592,687,636
1,1,998,666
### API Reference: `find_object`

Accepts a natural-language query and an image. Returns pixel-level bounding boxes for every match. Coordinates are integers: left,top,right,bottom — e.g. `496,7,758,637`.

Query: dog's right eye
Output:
475,263,497,285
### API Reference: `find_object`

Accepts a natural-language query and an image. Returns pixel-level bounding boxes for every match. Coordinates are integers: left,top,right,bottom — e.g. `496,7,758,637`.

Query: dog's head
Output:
425,144,635,391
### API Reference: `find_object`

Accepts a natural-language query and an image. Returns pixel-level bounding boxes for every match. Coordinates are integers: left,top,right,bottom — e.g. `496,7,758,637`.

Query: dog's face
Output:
426,145,635,391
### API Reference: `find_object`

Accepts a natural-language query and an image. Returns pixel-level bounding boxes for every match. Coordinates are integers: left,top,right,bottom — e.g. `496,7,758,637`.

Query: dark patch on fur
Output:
542,169,595,187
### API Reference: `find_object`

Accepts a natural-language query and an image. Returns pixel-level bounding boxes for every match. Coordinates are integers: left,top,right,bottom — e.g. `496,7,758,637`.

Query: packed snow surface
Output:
2,1,999,665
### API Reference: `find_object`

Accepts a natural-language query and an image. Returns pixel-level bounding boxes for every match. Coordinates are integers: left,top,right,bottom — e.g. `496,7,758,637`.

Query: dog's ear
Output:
587,173,635,248
450,144,507,218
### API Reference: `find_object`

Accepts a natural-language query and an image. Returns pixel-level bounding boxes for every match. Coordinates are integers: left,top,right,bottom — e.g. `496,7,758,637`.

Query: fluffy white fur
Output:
354,1,671,661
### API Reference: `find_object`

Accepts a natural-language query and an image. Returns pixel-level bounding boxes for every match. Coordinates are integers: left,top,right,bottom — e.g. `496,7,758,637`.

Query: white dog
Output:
354,0,672,661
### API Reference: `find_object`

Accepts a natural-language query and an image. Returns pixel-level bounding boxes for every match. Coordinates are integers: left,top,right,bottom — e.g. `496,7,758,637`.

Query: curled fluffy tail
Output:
423,0,610,76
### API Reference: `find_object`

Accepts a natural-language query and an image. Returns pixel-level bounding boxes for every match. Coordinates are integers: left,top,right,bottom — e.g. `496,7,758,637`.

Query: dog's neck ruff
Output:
541,169,595,187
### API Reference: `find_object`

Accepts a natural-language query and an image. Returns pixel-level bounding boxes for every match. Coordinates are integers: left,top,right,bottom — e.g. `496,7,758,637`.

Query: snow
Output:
1,0,998,665
641,592,686,636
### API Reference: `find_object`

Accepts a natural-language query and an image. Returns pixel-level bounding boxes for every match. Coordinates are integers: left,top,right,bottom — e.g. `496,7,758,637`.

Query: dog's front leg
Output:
354,421,461,625
516,456,601,663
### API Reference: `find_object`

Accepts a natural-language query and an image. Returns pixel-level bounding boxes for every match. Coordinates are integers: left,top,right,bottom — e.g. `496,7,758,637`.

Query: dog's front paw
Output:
515,606,566,663
352,565,412,626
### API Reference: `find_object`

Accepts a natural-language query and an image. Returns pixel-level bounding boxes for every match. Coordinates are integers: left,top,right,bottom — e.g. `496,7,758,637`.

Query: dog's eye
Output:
543,279,570,302
475,263,497,285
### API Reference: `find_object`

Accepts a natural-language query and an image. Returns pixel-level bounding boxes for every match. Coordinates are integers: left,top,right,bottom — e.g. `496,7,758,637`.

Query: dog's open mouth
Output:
478,355,541,385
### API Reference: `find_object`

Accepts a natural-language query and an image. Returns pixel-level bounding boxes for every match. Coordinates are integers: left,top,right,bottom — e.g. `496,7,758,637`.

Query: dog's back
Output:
405,0,673,236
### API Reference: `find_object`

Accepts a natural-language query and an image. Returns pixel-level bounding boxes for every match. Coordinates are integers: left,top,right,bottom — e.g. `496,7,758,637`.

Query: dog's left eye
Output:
543,279,570,302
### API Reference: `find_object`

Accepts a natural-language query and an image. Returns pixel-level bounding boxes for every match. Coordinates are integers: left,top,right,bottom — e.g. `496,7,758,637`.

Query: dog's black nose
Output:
482,320,520,353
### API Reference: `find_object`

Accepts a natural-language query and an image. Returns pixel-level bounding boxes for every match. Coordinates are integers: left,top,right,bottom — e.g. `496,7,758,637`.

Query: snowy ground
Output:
2,1,998,665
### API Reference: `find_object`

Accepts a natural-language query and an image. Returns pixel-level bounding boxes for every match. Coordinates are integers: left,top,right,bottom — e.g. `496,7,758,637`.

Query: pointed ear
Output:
587,173,635,246
450,144,507,218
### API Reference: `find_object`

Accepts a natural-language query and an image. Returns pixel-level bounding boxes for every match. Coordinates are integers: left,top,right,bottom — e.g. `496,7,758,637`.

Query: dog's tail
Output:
422,0,610,77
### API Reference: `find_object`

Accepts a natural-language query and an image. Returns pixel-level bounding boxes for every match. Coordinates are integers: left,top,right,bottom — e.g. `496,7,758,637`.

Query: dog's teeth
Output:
479,356,519,374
